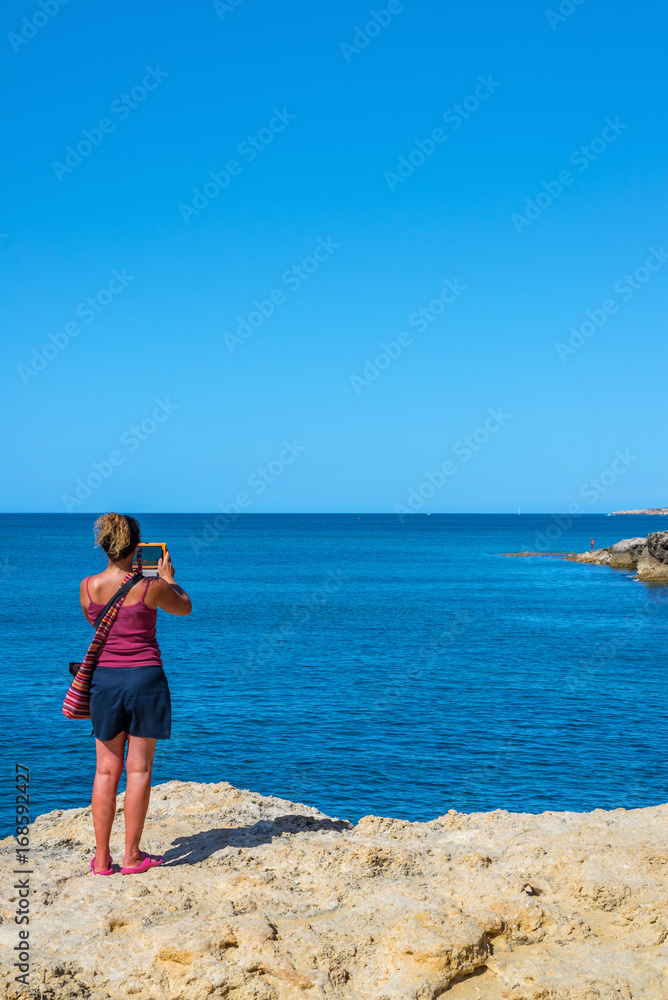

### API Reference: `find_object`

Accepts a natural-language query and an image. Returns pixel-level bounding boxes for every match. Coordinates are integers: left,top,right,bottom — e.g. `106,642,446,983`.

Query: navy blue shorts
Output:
90,665,171,741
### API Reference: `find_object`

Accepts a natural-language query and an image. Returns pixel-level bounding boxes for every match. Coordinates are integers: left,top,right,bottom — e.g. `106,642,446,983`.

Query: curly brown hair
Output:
94,513,141,561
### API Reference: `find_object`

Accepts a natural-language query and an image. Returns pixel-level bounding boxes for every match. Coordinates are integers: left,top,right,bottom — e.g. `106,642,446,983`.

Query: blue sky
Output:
2,0,666,513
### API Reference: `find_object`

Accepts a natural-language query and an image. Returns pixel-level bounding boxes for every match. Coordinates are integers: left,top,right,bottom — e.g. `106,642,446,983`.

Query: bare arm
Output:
153,551,192,616
79,578,93,624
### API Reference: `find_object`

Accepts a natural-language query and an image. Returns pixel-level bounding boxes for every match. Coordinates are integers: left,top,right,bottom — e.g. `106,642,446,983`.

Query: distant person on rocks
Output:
591,538,595,551
80,513,192,875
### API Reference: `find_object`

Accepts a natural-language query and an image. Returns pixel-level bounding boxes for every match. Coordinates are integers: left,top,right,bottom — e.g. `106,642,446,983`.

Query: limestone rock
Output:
565,547,611,565
637,531,668,581
565,536,645,568
565,535,659,573
607,535,647,568
2,781,667,1000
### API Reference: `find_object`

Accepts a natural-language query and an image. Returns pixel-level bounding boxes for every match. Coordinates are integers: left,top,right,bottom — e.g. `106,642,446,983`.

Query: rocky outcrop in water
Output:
565,531,668,580
568,535,646,568
608,535,648,568
637,531,668,581
2,780,668,999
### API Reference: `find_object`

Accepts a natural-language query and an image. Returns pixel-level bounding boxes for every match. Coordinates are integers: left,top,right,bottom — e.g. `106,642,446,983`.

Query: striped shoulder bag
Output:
62,572,143,721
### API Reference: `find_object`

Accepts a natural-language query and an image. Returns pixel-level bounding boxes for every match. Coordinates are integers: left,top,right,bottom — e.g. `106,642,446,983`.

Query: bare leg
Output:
92,733,126,872
123,736,157,868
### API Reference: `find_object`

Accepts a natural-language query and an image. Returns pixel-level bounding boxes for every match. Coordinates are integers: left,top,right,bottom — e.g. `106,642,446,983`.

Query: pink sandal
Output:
120,851,164,875
90,854,114,876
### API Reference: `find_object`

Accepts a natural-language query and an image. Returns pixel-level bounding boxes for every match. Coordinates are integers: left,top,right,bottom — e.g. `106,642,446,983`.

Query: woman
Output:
80,513,191,875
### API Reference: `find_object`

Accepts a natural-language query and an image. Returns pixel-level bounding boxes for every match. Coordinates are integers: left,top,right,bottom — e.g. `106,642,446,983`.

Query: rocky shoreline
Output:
2,780,668,999
566,530,668,580
611,508,668,515
505,530,668,582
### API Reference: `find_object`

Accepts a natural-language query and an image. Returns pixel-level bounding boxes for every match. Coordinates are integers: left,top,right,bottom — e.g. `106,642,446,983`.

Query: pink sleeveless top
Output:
86,577,163,668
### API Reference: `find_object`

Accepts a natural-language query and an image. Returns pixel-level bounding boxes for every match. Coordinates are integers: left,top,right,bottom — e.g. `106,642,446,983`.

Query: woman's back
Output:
85,575,162,668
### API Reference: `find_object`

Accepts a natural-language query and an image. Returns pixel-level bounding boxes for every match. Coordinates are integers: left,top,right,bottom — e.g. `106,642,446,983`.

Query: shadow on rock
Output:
164,814,353,865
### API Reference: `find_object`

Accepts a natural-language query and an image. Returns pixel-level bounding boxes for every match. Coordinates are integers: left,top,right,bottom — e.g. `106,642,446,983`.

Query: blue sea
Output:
1,513,667,835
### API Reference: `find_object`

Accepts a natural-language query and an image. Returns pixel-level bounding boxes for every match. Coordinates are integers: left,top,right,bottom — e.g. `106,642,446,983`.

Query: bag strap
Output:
93,572,144,629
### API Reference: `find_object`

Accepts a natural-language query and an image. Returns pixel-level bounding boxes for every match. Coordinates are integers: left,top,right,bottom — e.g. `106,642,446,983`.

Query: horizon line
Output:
0,511,664,517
